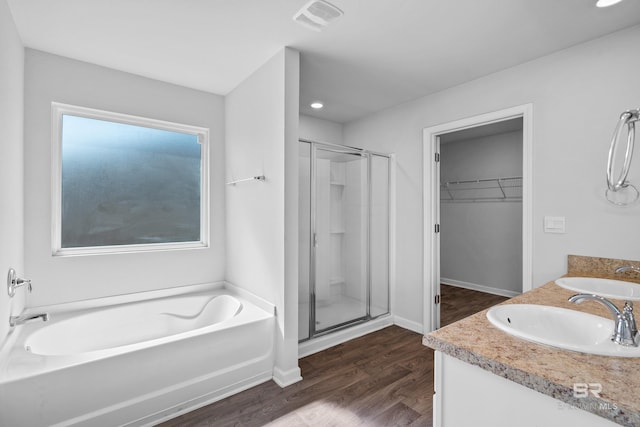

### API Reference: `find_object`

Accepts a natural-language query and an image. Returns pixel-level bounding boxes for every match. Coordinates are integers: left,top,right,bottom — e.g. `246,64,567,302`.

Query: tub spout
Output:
9,313,50,327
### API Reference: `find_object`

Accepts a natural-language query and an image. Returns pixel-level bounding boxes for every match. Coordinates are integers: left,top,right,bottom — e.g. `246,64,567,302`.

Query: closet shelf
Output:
441,176,522,202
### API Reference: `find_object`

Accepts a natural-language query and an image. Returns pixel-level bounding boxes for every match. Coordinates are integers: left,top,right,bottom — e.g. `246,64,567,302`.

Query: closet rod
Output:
441,176,522,202
441,176,522,186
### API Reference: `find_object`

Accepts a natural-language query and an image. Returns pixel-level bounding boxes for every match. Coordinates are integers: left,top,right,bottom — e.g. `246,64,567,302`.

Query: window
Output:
52,103,209,256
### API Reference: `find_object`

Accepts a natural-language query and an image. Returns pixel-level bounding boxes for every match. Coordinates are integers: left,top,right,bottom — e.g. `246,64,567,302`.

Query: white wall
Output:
299,114,343,145
440,131,523,296
0,0,24,345
225,48,301,385
23,49,226,306
343,24,640,330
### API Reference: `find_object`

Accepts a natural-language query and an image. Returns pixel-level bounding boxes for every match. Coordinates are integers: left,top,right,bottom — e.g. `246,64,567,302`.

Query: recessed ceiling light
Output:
596,0,624,7
311,102,324,109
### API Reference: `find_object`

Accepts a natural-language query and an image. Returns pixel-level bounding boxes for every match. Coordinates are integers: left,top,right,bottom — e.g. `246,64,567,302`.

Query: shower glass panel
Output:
370,154,390,318
314,147,369,333
298,141,312,341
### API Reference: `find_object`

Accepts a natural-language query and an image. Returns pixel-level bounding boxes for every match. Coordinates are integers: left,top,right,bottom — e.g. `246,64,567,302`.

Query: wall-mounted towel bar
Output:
226,175,266,186
440,176,522,202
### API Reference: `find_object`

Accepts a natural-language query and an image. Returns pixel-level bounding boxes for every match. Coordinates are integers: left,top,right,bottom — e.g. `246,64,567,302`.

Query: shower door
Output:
299,140,390,342
312,145,369,334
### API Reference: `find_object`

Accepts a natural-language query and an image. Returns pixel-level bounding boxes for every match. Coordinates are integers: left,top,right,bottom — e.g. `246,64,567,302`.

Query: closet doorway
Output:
423,105,533,331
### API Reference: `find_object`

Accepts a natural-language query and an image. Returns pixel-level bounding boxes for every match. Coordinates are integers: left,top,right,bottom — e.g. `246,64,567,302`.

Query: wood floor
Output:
440,284,508,327
158,286,507,427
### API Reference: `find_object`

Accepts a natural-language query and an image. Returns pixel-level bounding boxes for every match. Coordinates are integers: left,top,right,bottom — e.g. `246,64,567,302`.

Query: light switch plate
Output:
544,216,565,234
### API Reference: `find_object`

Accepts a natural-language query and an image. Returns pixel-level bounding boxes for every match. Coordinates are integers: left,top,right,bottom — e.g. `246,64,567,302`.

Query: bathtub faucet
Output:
9,313,50,327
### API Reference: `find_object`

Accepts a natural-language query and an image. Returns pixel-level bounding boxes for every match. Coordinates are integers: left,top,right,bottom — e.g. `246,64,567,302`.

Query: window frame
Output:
51,102,210,256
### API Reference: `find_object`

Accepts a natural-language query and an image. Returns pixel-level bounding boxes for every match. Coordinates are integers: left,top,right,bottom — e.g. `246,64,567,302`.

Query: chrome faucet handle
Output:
7,268,32,297
624,301,638,336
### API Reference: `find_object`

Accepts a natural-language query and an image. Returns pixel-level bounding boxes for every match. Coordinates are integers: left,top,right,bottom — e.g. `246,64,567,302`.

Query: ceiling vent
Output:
293,0,344,32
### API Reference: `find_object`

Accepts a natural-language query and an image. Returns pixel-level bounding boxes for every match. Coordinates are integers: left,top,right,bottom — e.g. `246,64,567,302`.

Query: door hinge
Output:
435,224,440,233
435,294,441,304
434,152,440,162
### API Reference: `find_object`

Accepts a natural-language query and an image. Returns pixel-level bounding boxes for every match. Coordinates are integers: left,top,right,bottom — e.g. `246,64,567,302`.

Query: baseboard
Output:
135,370,273,427
393,315,423,334
272,366,303,388
441,278,520,298
298,315,394,358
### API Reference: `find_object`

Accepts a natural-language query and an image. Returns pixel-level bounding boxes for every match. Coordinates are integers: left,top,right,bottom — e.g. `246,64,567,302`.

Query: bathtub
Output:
0,282,275,427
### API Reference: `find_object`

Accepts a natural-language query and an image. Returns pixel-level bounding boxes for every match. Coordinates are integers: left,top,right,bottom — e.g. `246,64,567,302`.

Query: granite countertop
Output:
423,255,640,427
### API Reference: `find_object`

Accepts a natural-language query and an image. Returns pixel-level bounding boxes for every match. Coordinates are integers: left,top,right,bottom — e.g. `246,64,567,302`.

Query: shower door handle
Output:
313,233,319,247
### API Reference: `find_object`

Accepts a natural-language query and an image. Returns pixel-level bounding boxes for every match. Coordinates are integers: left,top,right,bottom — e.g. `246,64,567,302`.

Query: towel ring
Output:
607,110,638,192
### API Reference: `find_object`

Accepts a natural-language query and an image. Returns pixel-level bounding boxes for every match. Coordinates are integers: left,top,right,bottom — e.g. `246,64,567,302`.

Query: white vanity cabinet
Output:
433,351,620,427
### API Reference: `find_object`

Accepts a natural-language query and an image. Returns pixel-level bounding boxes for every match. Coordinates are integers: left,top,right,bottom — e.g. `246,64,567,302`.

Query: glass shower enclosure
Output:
299,139,390,341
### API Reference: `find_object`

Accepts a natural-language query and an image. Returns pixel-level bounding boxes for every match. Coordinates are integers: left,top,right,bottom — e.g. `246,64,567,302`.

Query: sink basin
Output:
555,277,640,301
486,304,640,357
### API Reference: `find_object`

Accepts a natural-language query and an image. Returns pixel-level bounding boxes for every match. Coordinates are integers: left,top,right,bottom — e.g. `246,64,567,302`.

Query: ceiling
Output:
7,0,640,123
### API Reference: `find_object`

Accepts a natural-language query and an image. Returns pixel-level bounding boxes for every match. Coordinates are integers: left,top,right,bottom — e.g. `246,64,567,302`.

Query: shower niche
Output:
299,140,390,342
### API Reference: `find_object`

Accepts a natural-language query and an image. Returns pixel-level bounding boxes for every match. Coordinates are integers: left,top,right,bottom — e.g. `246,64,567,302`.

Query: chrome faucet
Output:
615,265,640,275
569,294,640,346
9,313,49,327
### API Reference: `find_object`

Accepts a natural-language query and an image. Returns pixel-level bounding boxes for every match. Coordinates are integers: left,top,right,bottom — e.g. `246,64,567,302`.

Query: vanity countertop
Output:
423,255,640,427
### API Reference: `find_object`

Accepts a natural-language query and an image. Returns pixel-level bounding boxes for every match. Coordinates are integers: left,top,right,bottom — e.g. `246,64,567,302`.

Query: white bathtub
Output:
0,282,275,427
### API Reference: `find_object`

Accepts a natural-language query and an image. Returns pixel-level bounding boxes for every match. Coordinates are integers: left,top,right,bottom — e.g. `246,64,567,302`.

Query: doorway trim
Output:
422,104,533,332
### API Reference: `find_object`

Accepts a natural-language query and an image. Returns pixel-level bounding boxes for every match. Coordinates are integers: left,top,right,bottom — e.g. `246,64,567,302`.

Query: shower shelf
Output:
441,176,522,202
